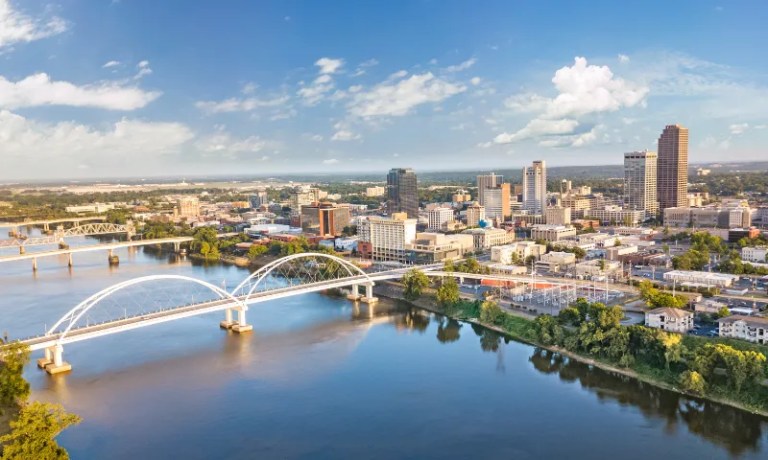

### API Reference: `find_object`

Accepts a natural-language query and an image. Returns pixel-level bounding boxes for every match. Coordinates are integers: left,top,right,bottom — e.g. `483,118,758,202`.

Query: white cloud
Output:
729,123,749,135
445,58,477,73
323,158,339,164
470,77,481,86
0,0,67,50
504,93,549,113
241,82,257,95
348,72,466,117
0,110,194,161
0,73,161,110
102,60,121,69
493,119,579,144
351,58,379,77
309,134,323,142
196,95,289,113
134,60,152,80
331,129,360,141
315,57,344,75
298,74,335,105
196,130,269,156
618,54,630,63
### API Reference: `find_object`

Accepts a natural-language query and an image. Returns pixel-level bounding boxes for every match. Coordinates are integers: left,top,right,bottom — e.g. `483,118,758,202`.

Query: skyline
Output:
1,0,767,180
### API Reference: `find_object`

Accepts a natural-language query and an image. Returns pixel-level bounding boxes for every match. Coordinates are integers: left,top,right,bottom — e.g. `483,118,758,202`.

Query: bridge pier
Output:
108,249,119,266
19,246,25,255
231,307,253,333
68,253,73,267
41,345,71,375
361,283,378,304
346,284,363,301
219,308,236,329
32,257,37,271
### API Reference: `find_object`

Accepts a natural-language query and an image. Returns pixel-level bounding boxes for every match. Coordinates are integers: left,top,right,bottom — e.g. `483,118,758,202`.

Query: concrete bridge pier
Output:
231,307,253,333
67,253,73,267
32,257,37,271
361,283,378,304
18,246,25,255
108,249,119,266
40,345,72,375
219,308,236,329
346,284,362,301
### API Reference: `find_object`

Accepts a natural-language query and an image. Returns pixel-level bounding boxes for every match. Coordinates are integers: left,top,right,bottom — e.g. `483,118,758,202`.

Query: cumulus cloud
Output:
729,123,749,135
134,60,152,80
315,57,344,75
0,73,161,110
0,0,67,50
348,72,466,117
493,119,579,144
445,58,477,73
0,110,194,161
196,95,289,114
491,57,647,147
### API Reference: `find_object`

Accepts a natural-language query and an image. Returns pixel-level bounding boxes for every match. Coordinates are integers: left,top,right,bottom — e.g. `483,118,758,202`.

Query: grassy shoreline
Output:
373,282,768,418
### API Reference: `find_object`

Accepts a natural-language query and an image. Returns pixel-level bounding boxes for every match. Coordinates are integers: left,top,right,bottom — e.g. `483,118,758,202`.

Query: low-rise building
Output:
574,259,621,277
584,206,646,226
605,245,638,261
490,242,547,264
545,207,572,225
718,315,768,344
663,270,739,288
644,307,694,333
65,203,116,214
405,232,474,264
461,227,514,250
664,206,753,229
300,202,351,236
536,251,576,272
365,186,386,197
742,246,768,263
530,224,577,242
694,299,728,315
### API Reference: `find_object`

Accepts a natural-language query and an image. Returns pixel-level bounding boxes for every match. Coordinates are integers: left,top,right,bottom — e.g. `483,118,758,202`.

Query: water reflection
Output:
528,348,767,456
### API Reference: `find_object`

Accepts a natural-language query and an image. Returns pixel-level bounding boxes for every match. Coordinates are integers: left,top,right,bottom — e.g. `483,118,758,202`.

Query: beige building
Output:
523,160,547,214
483,184,511,220
742,247,768,263
365,213,417,263
465,203,486,227
452,192,472,202
562,197,591,214
545,207,571,226
663,270,739,288
300,202,350,236
536,251,576,272
461,227,514,250
657,124,689,210
624,150,659,215
427,207,454,231
406,232,474,263
476,173,503,207
584,206,645,226
365,186,386,197
491,242,547,264
718,315,768,344
575,259,621,277
177,197,200,219
664,206,753,228
645,307,693,333
530,224,577,242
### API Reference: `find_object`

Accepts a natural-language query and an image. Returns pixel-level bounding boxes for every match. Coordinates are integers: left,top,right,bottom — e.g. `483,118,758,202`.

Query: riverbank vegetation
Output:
0,340,80,459
401,269,768,414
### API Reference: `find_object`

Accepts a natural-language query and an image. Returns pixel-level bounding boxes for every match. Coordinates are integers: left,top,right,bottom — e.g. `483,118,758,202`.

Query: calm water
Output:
1,235,767,459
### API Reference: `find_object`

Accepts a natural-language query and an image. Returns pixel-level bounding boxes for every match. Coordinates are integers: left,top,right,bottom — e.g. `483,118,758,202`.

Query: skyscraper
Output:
522,160,547,214
386,168,418,218
483,184,511,220
476,173,503,207
624,150,659,215
657,124,689,210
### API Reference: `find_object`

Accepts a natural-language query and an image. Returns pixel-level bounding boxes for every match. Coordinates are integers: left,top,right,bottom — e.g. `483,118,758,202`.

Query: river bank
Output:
372,282,768,418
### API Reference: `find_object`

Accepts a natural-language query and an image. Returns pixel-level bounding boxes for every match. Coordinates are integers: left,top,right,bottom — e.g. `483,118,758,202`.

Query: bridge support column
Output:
67,253,73,267
346,284,362,301
32,257,37,271
43,223,49,232
43,345,71,375
220,308,236,329
173,242,181,253
19,246,25,255
231,307,253,333
361,283,378,304
36,347,53,368
108,249,119,266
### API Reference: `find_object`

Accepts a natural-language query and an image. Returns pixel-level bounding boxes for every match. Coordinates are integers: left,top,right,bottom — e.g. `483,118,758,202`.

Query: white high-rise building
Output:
427,207,454,231
476,173,503,207
624,150,659,215
523,160,547,214
367,214,417,263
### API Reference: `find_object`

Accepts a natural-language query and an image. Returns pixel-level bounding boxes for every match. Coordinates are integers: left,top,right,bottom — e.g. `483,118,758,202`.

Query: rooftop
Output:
647,307,693,318
717,315,768,327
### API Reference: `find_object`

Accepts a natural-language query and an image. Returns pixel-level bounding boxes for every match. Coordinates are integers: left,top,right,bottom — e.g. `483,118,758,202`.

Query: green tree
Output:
435,277,460,308
0,401,81,460
247,244,267,260
402,269,430,301
0,341,31,409
479,300,504,325
558,306,581,326
716,306,731,319
679,370,706,394
530,315,565,346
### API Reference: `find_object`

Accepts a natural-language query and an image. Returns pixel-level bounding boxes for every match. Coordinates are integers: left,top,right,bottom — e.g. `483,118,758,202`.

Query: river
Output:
1,235,767,459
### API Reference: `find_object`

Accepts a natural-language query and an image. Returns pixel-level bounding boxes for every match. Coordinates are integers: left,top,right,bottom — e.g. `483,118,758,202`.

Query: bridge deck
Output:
0,237,193,263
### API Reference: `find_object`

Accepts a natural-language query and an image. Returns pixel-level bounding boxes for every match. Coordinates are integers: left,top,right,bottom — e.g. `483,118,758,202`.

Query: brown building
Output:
300,202,351,236
657,124,689,210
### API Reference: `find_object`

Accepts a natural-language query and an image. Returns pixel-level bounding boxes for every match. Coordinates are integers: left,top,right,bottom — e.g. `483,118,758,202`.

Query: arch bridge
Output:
10,253,402,374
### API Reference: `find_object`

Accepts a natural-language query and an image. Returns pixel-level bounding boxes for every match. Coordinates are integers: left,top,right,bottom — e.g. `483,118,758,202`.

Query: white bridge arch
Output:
231,252,374,302
46,274,248,344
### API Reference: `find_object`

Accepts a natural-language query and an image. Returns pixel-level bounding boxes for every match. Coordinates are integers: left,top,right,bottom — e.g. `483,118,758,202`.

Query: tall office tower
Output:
483,184,511,220
522,160,547,214
624,150,659,215
465,203,486,227
476,173,503,207
657,124,689,210
386,168,419,218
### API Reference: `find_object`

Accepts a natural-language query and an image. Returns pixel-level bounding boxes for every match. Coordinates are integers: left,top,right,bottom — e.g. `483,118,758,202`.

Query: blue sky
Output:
1,0,766,180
